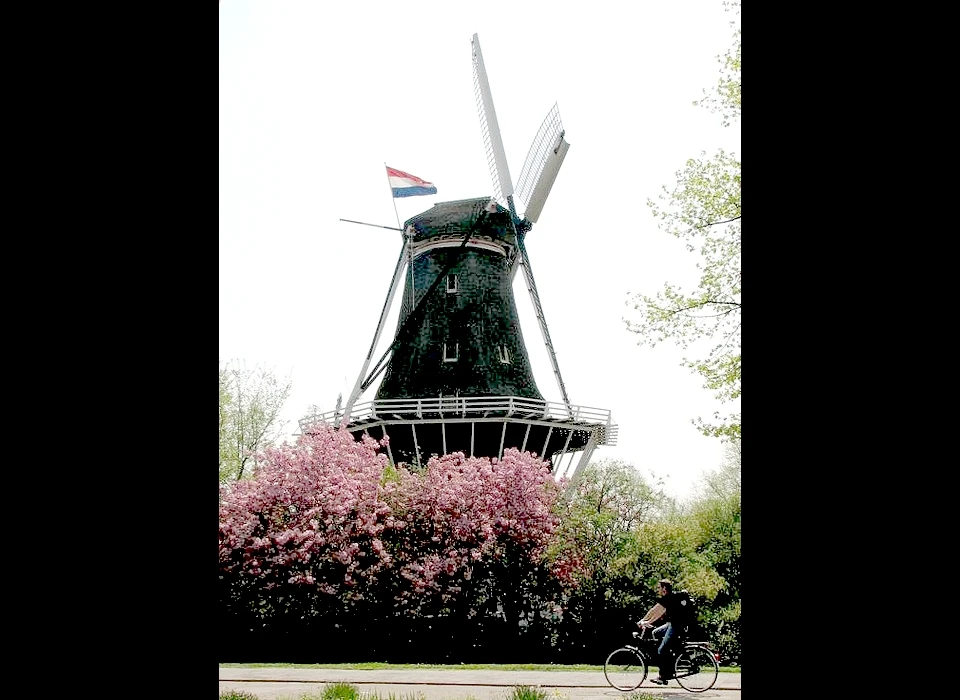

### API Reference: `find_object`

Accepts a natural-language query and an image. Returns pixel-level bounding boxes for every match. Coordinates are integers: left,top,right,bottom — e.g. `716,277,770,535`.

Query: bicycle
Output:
603,626,720,693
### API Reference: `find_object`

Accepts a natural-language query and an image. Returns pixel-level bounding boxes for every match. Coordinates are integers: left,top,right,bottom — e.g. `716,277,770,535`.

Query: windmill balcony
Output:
298,395,618,472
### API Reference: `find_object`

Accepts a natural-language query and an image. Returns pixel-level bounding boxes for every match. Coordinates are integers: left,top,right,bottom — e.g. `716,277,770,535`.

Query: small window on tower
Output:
443,342,459,362
446,274,460,293
497,345,511,364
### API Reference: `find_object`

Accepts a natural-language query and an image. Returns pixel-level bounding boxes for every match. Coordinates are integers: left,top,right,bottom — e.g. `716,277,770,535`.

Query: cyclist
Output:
637,578,693,685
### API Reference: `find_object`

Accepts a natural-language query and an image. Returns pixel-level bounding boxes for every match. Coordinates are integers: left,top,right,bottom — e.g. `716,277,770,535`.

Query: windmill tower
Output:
300,35,617,483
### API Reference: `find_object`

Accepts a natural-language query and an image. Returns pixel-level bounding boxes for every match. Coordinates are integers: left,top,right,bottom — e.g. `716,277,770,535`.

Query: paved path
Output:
219,667,742,699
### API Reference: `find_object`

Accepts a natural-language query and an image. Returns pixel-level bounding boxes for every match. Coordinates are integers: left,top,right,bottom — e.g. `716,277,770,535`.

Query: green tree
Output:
694,438,741,500
218,360,292,483
695,1,741,127
625,0,741,440
550,460,671,656
680,438,741,660
566,448,740,657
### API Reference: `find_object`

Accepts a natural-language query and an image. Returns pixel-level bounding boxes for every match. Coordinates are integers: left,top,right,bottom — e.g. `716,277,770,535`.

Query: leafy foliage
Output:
546,461,671,655
548,453,741,660
507,687,551,700
673,439,741,658
219,360,292,483
695,0,741,126
551,460,669,585
321,683,365,699
625,1,741,440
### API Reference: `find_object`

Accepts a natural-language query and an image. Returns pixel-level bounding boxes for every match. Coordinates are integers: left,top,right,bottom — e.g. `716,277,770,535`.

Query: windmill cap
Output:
404,197,516,242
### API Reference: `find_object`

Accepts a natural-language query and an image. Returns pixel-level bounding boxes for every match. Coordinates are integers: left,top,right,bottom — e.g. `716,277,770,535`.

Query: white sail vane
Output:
472,34,514,208
516,103,570,224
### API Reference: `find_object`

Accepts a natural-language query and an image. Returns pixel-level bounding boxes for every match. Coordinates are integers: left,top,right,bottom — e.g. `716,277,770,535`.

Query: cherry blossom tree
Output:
384,449,570,623
219,424,579,634
219,424,397,624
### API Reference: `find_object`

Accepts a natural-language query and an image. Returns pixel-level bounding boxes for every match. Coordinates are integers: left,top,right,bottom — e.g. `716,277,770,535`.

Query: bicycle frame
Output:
634,625,719,657
620,627,721,691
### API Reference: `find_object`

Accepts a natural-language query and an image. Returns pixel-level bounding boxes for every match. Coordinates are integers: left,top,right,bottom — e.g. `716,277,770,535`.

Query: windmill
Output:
300,34,617,484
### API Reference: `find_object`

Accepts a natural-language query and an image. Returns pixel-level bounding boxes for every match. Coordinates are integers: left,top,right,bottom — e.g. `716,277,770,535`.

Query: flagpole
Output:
384,163,403,236
384,163,417,338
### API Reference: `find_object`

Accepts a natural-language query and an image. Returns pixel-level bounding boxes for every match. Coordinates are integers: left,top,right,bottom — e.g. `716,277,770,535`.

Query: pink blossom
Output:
220,428,577,612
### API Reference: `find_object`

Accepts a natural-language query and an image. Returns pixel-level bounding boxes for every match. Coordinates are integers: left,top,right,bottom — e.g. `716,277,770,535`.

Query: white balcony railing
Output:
299,395,617,445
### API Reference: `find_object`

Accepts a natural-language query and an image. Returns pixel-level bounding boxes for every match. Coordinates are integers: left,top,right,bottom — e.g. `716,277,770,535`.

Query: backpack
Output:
672,589,696,632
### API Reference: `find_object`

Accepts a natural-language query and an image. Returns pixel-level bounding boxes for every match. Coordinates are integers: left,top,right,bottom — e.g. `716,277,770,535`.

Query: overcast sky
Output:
219,0,741,500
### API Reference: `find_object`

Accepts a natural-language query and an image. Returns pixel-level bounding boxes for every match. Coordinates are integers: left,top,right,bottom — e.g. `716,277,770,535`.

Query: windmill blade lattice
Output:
472,34,514,213
516,103,570,224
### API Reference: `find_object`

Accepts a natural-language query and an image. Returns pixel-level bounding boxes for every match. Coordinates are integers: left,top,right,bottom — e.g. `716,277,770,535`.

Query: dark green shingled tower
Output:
300,34,616,483
375,198,542,403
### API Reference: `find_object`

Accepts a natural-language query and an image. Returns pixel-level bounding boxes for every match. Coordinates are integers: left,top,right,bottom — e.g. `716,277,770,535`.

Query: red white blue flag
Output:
386,166,437,198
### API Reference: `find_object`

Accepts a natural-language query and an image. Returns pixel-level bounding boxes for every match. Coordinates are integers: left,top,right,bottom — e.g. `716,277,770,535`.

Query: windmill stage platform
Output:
298,395,617,479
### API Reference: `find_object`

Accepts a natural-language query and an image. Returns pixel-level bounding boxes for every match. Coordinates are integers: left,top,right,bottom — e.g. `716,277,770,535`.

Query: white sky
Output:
219,0,741,501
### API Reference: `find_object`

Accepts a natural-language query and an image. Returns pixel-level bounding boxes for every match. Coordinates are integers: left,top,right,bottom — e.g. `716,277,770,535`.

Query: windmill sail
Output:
516,103,570,224
472,34,514,210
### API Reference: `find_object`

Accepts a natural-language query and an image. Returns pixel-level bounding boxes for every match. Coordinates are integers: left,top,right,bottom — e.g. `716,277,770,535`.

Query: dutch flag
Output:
386,166,437,198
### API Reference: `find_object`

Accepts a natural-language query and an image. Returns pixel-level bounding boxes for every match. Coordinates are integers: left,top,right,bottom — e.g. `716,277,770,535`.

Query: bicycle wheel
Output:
674,644,719,692
604,646,647,691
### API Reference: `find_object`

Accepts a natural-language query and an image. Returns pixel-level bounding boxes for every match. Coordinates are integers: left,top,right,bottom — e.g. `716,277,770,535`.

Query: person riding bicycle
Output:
637,578,693,685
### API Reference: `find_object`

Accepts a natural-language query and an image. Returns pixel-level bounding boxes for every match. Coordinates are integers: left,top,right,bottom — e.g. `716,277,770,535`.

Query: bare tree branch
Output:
695,215,741,230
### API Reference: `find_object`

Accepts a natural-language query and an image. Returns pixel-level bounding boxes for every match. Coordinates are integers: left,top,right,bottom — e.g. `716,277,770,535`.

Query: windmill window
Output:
443,343,459,362
497,345,511,364
446,274,460,293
